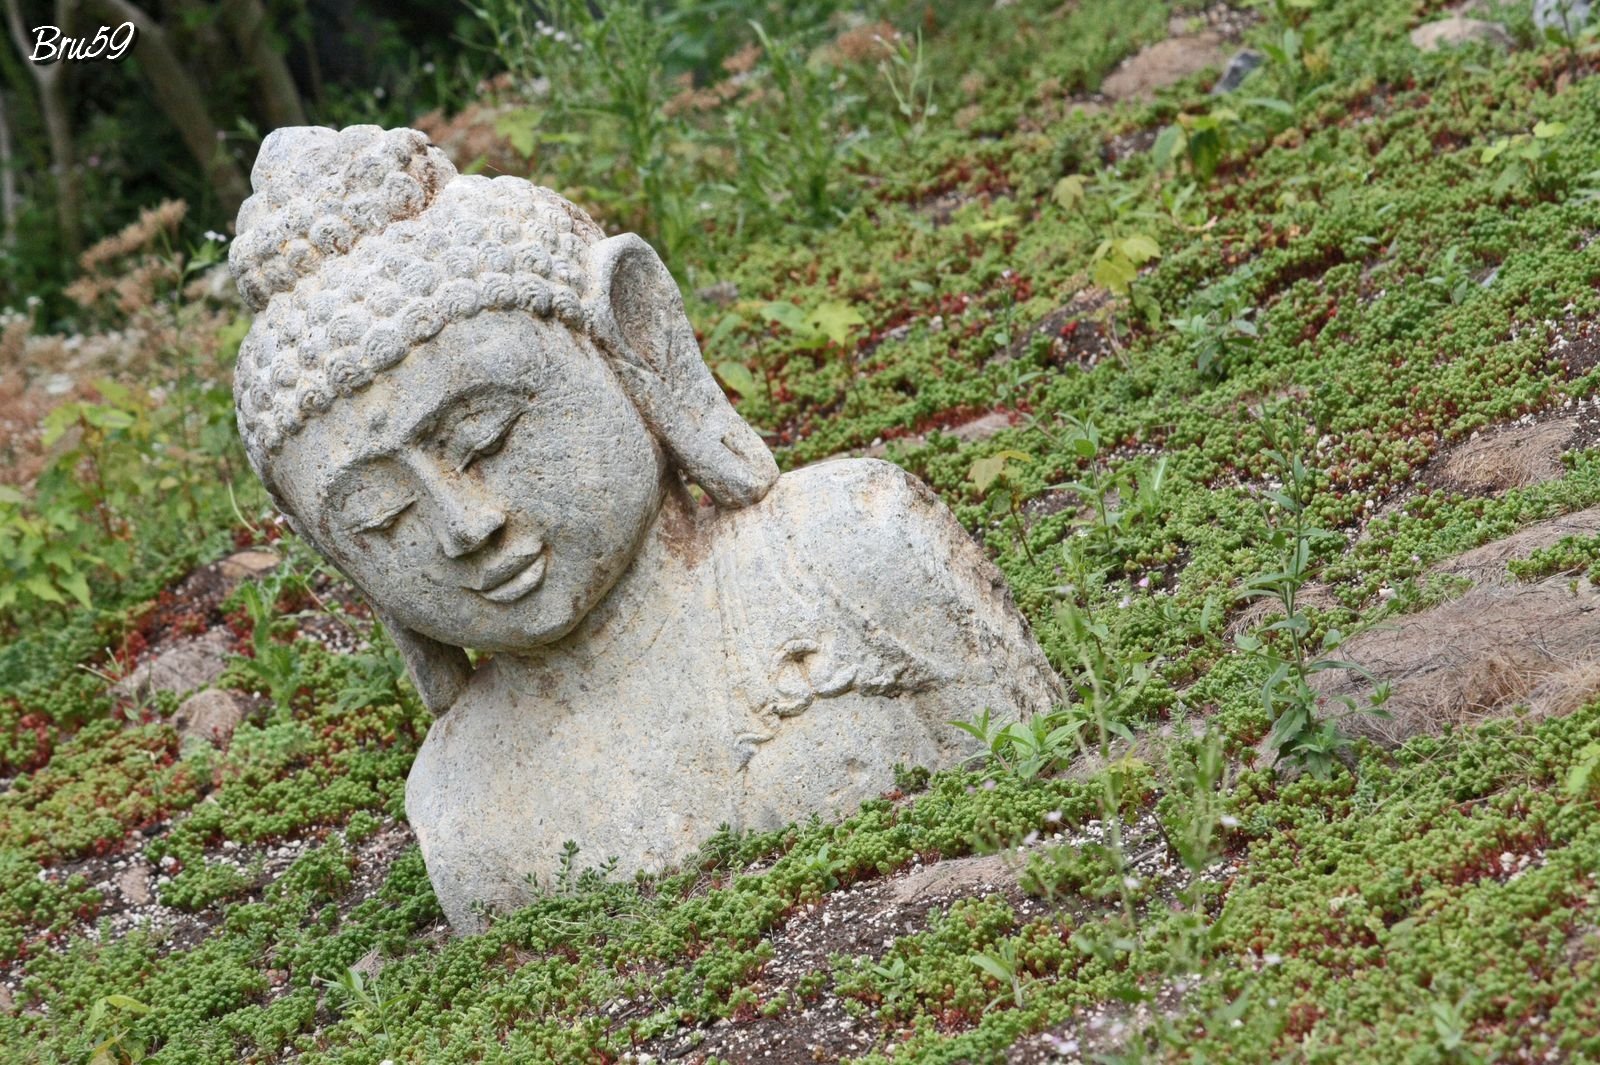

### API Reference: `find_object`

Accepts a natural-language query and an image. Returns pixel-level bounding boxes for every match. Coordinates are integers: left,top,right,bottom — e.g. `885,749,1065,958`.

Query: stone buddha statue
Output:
230,124,1063,932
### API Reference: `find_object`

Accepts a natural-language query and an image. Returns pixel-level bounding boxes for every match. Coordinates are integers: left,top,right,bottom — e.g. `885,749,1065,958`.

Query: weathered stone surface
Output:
885,853,1016,905
1211,49,1263,94
216,549,281,583
694,280,739,307
111,630,230,702
1409,16,1513,52
173,689,249,748
1100,34,1228,101
116,863,154,906
1535,0,1594,33
229,125,1063,932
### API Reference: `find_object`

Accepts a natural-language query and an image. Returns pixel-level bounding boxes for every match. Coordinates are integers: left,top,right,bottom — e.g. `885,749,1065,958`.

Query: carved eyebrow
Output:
404,382,515,446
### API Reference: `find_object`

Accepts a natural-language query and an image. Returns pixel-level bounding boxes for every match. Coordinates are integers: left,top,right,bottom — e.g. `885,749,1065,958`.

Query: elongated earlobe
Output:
373,606,472,715
586,233,779,508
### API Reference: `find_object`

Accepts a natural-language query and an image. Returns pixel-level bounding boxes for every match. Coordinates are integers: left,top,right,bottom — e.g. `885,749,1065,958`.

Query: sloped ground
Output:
9,0,1600,1062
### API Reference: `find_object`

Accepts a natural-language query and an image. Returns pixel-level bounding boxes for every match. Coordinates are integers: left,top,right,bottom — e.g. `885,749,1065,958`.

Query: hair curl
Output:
229,125,604,482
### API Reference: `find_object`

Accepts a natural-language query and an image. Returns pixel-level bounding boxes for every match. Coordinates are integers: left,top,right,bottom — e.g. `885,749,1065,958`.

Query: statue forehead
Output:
281,310,608,486
341,310,580,429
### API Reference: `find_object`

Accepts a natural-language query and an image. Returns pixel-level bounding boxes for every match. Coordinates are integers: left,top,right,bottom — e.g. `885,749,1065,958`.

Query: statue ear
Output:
371,606,472,716
586,233,779,508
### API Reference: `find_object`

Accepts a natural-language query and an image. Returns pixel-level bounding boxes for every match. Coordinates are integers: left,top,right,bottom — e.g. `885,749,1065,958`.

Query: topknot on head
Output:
230,126,454,313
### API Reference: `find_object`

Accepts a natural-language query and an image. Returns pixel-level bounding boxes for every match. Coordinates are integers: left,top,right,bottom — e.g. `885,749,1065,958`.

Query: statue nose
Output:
432,484,506,558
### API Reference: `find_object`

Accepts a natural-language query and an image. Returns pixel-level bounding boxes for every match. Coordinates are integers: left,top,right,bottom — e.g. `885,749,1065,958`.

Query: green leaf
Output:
714,361,758,397
1187,126,1224,179
22,573,64,604
93,378,131,405
705,312,744,354
1151,125,1186,171
969,214,1018,234
1118,234,1162,264
808,301,867,347
493,108,542,158
1565,743,1600,797
102,994,151,1014
760,300,811,336
1092,256,1136,294
59,570,92,609
40,404,81,447
1053,174,1087,210
1533,120,1568,140
83,406,135,431
969,455,1008,492
970,953,1015,983
0,485,24,505
1243,95,1295,116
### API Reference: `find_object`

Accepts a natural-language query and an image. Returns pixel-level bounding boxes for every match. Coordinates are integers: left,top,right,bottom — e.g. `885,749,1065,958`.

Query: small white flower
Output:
1219,814,1240,828
422,62,436,74
374,86,386,99
203,230,228,244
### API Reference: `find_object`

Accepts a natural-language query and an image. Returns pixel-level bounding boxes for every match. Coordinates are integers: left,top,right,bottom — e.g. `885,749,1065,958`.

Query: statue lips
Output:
474,546,548,604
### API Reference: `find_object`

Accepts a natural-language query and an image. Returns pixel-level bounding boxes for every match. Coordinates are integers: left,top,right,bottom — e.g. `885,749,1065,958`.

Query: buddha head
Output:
229,125,777,711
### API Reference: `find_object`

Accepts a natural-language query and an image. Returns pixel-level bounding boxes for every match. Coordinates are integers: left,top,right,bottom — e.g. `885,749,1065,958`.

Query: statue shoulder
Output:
754,457,949,540
735,456,1023,627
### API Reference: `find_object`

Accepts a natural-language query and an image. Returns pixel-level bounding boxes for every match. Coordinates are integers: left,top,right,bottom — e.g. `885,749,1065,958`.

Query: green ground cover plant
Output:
7,0,1600,1060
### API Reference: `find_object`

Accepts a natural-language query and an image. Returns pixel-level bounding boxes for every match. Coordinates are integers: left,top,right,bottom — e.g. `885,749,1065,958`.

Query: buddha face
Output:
273,310,667,652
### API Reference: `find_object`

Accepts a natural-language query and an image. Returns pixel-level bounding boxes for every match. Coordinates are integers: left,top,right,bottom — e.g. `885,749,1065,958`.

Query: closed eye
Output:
459,411,522,472
357,500,413,535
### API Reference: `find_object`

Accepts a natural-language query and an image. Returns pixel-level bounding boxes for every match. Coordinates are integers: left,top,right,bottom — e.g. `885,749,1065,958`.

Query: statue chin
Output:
230,123,1061,935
